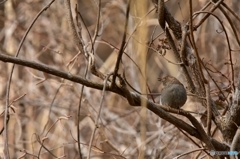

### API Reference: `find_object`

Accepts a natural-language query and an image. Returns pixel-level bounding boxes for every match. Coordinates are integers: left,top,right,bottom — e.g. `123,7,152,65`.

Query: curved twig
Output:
3,1,56,158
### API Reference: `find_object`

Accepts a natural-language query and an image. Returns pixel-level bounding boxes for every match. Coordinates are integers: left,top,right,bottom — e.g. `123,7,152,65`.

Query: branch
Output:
0,53,116,93
112,0,130,86
0,52,229,152
3,1,56,158
64,0,84,53
222,73,240,143
165,28,195,92
157,0,165,29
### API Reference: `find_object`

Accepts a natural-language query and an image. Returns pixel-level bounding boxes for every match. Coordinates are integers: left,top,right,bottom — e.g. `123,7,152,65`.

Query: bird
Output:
158,76,187,109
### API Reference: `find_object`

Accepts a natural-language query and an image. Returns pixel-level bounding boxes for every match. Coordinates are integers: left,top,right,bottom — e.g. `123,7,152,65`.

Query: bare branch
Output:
112,0,131,86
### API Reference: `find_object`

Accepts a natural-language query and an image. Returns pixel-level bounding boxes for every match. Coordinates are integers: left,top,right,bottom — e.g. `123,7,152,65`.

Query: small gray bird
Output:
158,76,187,109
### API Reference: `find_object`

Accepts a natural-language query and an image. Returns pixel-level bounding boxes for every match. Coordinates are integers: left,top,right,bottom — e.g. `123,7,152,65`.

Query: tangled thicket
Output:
0,0,240,158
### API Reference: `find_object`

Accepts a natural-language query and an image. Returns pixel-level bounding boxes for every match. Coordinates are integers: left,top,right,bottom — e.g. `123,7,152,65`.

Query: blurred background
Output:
0,0,240,158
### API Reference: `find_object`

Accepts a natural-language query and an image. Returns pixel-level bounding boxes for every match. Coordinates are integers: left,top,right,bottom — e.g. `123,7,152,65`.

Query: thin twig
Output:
124,8,155,51
174,148,208,159
36,135,59,158
202,60,229,106
165,28,195,91
194,0,224,29
112,0,131,87
77,61,89,159
189,0,207,84
206,83,212,136
92,0,102,51
37,116,70,158
41,83,64,135
218,5,236,91
183,113,217,156
193,10,234,91
87,74,112,159
222,2,240,23
3,1,56,158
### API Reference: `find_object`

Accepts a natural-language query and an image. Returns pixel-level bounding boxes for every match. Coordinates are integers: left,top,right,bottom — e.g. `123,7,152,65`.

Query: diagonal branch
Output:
112,0,131,87
0,53,113,93
0,52,230,152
